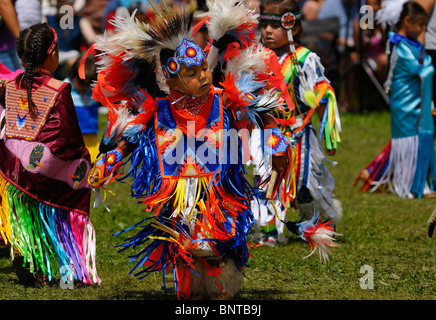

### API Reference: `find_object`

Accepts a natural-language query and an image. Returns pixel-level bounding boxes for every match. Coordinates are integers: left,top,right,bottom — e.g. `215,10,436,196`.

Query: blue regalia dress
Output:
356,32,436,198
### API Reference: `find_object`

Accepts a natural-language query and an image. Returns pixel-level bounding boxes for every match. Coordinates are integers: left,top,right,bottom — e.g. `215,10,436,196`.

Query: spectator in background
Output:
301,0,324,20
79,0,109,45
352,0,388,84
44,0,85,79
317,0,361,112
0,0,21,71
318,0,361,51
103,0,155,36
15,0,41,30
64,55,100,163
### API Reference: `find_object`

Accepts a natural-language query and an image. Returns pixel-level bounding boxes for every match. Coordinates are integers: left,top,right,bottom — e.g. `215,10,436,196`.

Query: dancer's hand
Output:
326,148,336,156
323,139,336,156
272,152,288,172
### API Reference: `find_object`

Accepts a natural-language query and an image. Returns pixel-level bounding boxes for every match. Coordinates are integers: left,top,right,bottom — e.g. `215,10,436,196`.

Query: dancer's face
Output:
168,59,212,97
260,6,301,50
261,22,289,49
404,15,427,40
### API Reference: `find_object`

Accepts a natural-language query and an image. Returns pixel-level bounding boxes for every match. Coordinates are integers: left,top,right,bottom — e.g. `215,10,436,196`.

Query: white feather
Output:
102,105,138,145
94,9,151,64
304,226,341,263
224,45,267,76
375,0,408,26
205,0,259,41
256,89,283,111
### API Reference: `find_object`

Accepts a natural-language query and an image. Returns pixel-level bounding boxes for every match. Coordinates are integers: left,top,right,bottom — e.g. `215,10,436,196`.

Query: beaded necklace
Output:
170,88,212,116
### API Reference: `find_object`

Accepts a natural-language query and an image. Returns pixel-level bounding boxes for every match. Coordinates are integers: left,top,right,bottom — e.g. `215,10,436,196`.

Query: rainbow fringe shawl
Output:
0,175,100,285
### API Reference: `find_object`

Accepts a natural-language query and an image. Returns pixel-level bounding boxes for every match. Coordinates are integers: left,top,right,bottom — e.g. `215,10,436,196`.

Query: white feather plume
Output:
255,89,283,111
94,9,151,65
224,45,268,76
204,0,259,41
375,0,408,26
297,212,342,263
303,227,341,263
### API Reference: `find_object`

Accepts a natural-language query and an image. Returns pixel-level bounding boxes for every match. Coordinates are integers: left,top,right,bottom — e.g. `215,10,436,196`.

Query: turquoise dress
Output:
357,32,436,198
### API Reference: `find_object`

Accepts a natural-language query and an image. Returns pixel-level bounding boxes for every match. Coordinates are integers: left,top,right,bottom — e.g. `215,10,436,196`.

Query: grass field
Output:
0,111,435,301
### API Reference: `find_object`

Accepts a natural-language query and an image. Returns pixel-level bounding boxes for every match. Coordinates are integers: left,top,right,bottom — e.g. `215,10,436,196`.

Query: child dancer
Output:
355,1,435,199
87,0,339,299
253,0,343,243
0,23,100,286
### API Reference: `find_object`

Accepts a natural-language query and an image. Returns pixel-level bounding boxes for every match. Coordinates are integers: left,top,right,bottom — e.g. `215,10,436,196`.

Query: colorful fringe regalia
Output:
0,72,100,285
274,45,342,225
248,9,342,248
87,0,341,299
115,87,257,299
355,32,436,198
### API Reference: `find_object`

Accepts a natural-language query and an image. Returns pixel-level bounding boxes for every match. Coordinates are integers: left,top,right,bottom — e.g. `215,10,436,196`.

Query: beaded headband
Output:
161,38,207,79
259,11,302,29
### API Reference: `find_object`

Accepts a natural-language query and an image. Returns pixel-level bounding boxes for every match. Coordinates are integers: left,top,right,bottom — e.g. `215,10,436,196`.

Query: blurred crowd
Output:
1,0,435,113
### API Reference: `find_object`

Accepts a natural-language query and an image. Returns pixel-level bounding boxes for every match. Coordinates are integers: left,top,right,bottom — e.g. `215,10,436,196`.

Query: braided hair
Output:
16,23,57,117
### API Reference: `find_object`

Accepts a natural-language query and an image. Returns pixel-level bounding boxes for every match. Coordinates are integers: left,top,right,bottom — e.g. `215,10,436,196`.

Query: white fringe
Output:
370,136,418,198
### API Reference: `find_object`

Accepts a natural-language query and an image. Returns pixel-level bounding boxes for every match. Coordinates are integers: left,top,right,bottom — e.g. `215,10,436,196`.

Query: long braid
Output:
24,63,38,116
16,23,56,117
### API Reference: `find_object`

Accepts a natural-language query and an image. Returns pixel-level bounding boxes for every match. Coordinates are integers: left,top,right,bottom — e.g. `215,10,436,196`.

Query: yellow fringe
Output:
0,175,12,246
172,176,212,218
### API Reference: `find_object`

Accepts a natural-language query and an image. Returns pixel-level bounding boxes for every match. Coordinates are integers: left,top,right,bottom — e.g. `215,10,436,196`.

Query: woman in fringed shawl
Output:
0,23,100,286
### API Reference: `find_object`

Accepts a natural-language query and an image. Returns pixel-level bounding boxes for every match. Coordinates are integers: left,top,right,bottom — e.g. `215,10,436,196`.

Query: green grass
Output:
0,111,435,300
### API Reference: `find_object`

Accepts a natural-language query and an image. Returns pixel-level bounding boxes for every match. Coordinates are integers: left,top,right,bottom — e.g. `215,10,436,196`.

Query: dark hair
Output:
16,23,57,116
394,1,428,32
69,55,97,88
259,0,302,43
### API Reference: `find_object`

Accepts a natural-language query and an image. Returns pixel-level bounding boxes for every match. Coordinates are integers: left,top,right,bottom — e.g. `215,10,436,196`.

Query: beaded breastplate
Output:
155,93,224,178
4,78,63,141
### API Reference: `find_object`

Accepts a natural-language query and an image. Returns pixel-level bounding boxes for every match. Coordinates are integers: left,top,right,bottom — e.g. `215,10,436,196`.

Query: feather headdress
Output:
83,1,203,152
203,0,259,73
203,0,295,128
135,0,197,63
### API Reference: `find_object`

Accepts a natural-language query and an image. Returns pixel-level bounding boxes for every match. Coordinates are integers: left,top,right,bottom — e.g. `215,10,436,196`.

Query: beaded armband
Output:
263,125,290,156
91,147,124,187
